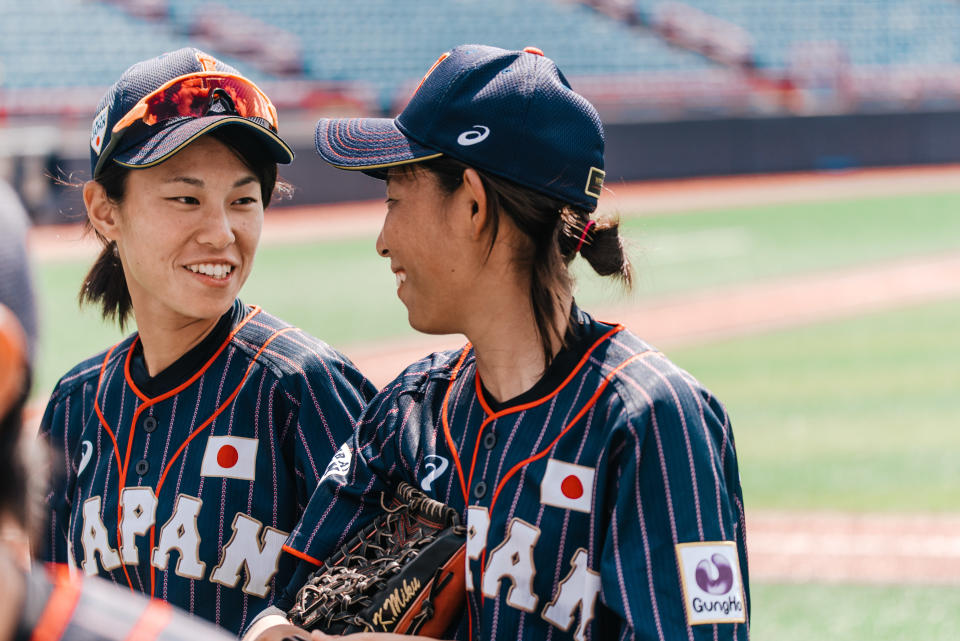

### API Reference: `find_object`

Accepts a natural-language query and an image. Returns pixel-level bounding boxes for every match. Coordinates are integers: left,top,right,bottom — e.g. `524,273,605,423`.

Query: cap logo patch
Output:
584,167,605,199
457,125,490,146
90,105,109,155
675,541,747,625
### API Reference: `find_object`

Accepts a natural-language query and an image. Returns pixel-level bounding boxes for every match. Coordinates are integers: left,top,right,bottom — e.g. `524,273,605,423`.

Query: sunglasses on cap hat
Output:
93,71,282,178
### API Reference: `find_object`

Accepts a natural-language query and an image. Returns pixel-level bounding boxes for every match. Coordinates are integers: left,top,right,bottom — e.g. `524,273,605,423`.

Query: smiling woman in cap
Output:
35,48,375,634
265,44,751,641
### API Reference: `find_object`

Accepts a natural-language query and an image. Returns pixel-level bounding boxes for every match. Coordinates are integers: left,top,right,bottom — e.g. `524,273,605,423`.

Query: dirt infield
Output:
26,167,960,585
749,512,960,585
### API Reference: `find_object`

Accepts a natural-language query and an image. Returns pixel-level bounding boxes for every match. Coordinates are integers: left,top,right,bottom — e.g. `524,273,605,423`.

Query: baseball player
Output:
0,182,243,641
265,45,750,641
36,48,376,635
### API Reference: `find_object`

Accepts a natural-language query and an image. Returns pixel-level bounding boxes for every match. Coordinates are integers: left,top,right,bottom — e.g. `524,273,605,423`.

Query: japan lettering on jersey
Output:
39,303,376,634
285,309,749,640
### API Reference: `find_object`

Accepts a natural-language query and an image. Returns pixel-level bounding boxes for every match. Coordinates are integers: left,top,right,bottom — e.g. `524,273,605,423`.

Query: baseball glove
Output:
288,482,467,636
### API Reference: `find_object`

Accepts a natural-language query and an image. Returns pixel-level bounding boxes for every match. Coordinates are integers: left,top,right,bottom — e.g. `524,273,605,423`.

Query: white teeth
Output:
187,263,233,279
395,271,406,288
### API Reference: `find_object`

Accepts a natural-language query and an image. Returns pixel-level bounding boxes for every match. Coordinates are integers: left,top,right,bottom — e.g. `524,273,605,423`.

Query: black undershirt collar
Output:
128,299,244,398
479,304,606,413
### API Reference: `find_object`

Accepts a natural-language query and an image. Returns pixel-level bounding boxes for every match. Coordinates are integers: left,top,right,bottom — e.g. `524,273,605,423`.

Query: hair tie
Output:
574,219,596,254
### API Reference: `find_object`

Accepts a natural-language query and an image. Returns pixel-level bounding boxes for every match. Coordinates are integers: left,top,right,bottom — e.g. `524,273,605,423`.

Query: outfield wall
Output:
28,109,960,223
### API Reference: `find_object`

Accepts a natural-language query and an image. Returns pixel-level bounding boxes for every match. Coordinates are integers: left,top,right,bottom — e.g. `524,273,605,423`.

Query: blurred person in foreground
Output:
0,182,241,641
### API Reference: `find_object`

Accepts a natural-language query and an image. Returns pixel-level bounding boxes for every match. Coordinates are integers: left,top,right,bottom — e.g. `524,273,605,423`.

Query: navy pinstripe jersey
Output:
285,308,750,640
38,300,376,635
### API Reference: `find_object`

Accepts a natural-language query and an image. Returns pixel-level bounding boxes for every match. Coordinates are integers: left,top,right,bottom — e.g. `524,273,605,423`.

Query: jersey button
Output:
142,416,157,433
483,432,497,450
473,481,487,499
135,459,150,476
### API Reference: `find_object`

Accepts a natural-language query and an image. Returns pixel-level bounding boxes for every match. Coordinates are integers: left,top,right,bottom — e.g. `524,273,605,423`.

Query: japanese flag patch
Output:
200,435,257,481
540,459,595,513
675,541,747,625
90,106,109,155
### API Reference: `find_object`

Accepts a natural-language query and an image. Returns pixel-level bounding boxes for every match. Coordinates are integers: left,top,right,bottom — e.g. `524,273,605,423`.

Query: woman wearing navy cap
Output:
37,48,376,635
263,45,750,641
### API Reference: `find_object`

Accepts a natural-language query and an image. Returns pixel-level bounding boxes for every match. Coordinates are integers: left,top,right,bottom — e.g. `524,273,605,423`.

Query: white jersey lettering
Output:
119,487,158,565
80,496,122,576
541,548,601,641
465,506,490,592
481,518,541,612
210,513,288,598
151,494,205,579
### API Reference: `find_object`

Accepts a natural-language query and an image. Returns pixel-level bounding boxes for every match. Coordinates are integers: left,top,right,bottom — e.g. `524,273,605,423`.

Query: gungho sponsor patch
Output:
675,541,746,625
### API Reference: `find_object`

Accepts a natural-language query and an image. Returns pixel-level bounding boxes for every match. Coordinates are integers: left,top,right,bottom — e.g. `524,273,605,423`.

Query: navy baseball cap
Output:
90,47,293,179
314,44,606,211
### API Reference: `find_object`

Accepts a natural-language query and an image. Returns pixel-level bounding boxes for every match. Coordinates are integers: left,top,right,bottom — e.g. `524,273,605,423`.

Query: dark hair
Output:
79,127,289,328
405,156,632,366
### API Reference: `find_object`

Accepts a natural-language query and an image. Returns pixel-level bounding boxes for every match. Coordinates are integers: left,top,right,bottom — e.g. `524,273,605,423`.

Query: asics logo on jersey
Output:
696,554,735,595
77,441,93,477
457,125,490,146
420,454,449,492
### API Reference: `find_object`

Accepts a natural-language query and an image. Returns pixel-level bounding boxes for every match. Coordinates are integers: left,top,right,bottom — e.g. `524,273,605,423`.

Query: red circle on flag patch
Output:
561,475,583,499
217,445,239,469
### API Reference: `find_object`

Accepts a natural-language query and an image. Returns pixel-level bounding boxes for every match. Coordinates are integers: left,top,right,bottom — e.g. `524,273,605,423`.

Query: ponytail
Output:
79,236,133,328
79,162,134,328
558,209,632,285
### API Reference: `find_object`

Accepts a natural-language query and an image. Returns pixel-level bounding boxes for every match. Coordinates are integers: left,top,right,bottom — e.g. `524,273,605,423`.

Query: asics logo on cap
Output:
457,125,490,146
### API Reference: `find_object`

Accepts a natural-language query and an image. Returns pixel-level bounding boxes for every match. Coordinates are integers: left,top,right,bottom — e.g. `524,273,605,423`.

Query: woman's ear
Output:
83,180,121,241
461,168,488,240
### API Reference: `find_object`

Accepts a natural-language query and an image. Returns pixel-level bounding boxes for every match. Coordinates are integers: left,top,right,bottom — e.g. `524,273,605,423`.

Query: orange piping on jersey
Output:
281,543,322,566
124,599,172,641
473,324,624,419
480,350,654,590
439,344,474,504
148,325,295,597
115,306,261,566
90,343,136,591
466,325,625,504
488,351,652,517
123,305,262,404
30,564,82,641
91,343,125,474
89,306,262,592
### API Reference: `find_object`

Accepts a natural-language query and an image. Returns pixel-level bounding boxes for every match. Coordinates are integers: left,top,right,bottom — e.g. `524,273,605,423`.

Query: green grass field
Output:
29,189,960,639
671,297,960,512
753,582,960,640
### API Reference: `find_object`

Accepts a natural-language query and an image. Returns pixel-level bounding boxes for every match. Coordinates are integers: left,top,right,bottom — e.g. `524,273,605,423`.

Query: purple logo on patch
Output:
695,553,735,595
